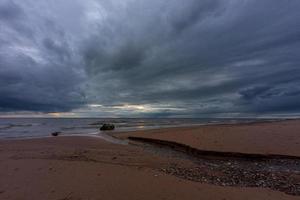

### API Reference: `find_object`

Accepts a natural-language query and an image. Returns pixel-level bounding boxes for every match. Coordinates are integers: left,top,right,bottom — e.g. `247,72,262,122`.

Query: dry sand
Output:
120,119,300,157
1,120,300,200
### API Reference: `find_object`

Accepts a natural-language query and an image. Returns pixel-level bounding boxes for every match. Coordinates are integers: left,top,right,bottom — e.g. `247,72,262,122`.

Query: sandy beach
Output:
120,119,300,156
1,120,300,200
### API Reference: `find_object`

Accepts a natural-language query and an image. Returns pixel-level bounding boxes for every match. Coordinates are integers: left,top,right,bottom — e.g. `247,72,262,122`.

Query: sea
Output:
0,118,284,139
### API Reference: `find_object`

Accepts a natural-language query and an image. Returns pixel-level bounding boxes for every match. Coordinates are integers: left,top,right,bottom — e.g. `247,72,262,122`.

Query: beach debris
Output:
51,132,61,136
100,124,115,131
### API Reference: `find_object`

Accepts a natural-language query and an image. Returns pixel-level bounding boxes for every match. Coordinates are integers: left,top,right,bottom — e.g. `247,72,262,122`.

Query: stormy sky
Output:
0,0,300,118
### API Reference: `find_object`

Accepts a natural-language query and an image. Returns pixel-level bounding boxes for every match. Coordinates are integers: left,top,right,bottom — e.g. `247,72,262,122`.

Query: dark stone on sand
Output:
51,132,60,137
100,124,115,131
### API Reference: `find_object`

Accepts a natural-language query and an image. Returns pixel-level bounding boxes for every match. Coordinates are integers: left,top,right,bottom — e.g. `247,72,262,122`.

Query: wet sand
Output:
1,120,300,199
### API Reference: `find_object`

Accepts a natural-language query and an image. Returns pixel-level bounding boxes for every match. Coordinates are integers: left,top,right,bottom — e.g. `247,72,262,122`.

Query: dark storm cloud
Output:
0,0,23,21
82,0,300,116
1,0,300,116
0,0,86,112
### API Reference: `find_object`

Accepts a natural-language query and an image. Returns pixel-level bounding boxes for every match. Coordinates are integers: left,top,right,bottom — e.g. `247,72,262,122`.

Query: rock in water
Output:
100,124,115,131
51,132,60,136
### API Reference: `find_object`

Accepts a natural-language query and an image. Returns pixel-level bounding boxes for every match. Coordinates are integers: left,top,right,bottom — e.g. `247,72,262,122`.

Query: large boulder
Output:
100,124,115,131
51,132,61,136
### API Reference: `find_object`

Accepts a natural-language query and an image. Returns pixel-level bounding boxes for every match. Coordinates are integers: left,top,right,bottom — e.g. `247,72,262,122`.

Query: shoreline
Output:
1,119,300,199
0,117,296,142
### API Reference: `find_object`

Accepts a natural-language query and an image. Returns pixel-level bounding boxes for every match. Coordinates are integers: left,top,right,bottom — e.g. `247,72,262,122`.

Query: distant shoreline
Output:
0,117,298,140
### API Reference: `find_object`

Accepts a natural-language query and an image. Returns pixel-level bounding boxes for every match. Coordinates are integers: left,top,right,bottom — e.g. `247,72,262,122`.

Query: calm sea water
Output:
0,118,281,139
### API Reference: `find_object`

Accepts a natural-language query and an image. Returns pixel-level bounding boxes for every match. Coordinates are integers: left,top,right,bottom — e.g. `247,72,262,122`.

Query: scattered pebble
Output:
161,158,300,196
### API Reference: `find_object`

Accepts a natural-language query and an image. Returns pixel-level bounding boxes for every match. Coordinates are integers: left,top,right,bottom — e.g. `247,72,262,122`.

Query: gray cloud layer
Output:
1,0,300,117
0,0,85,112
